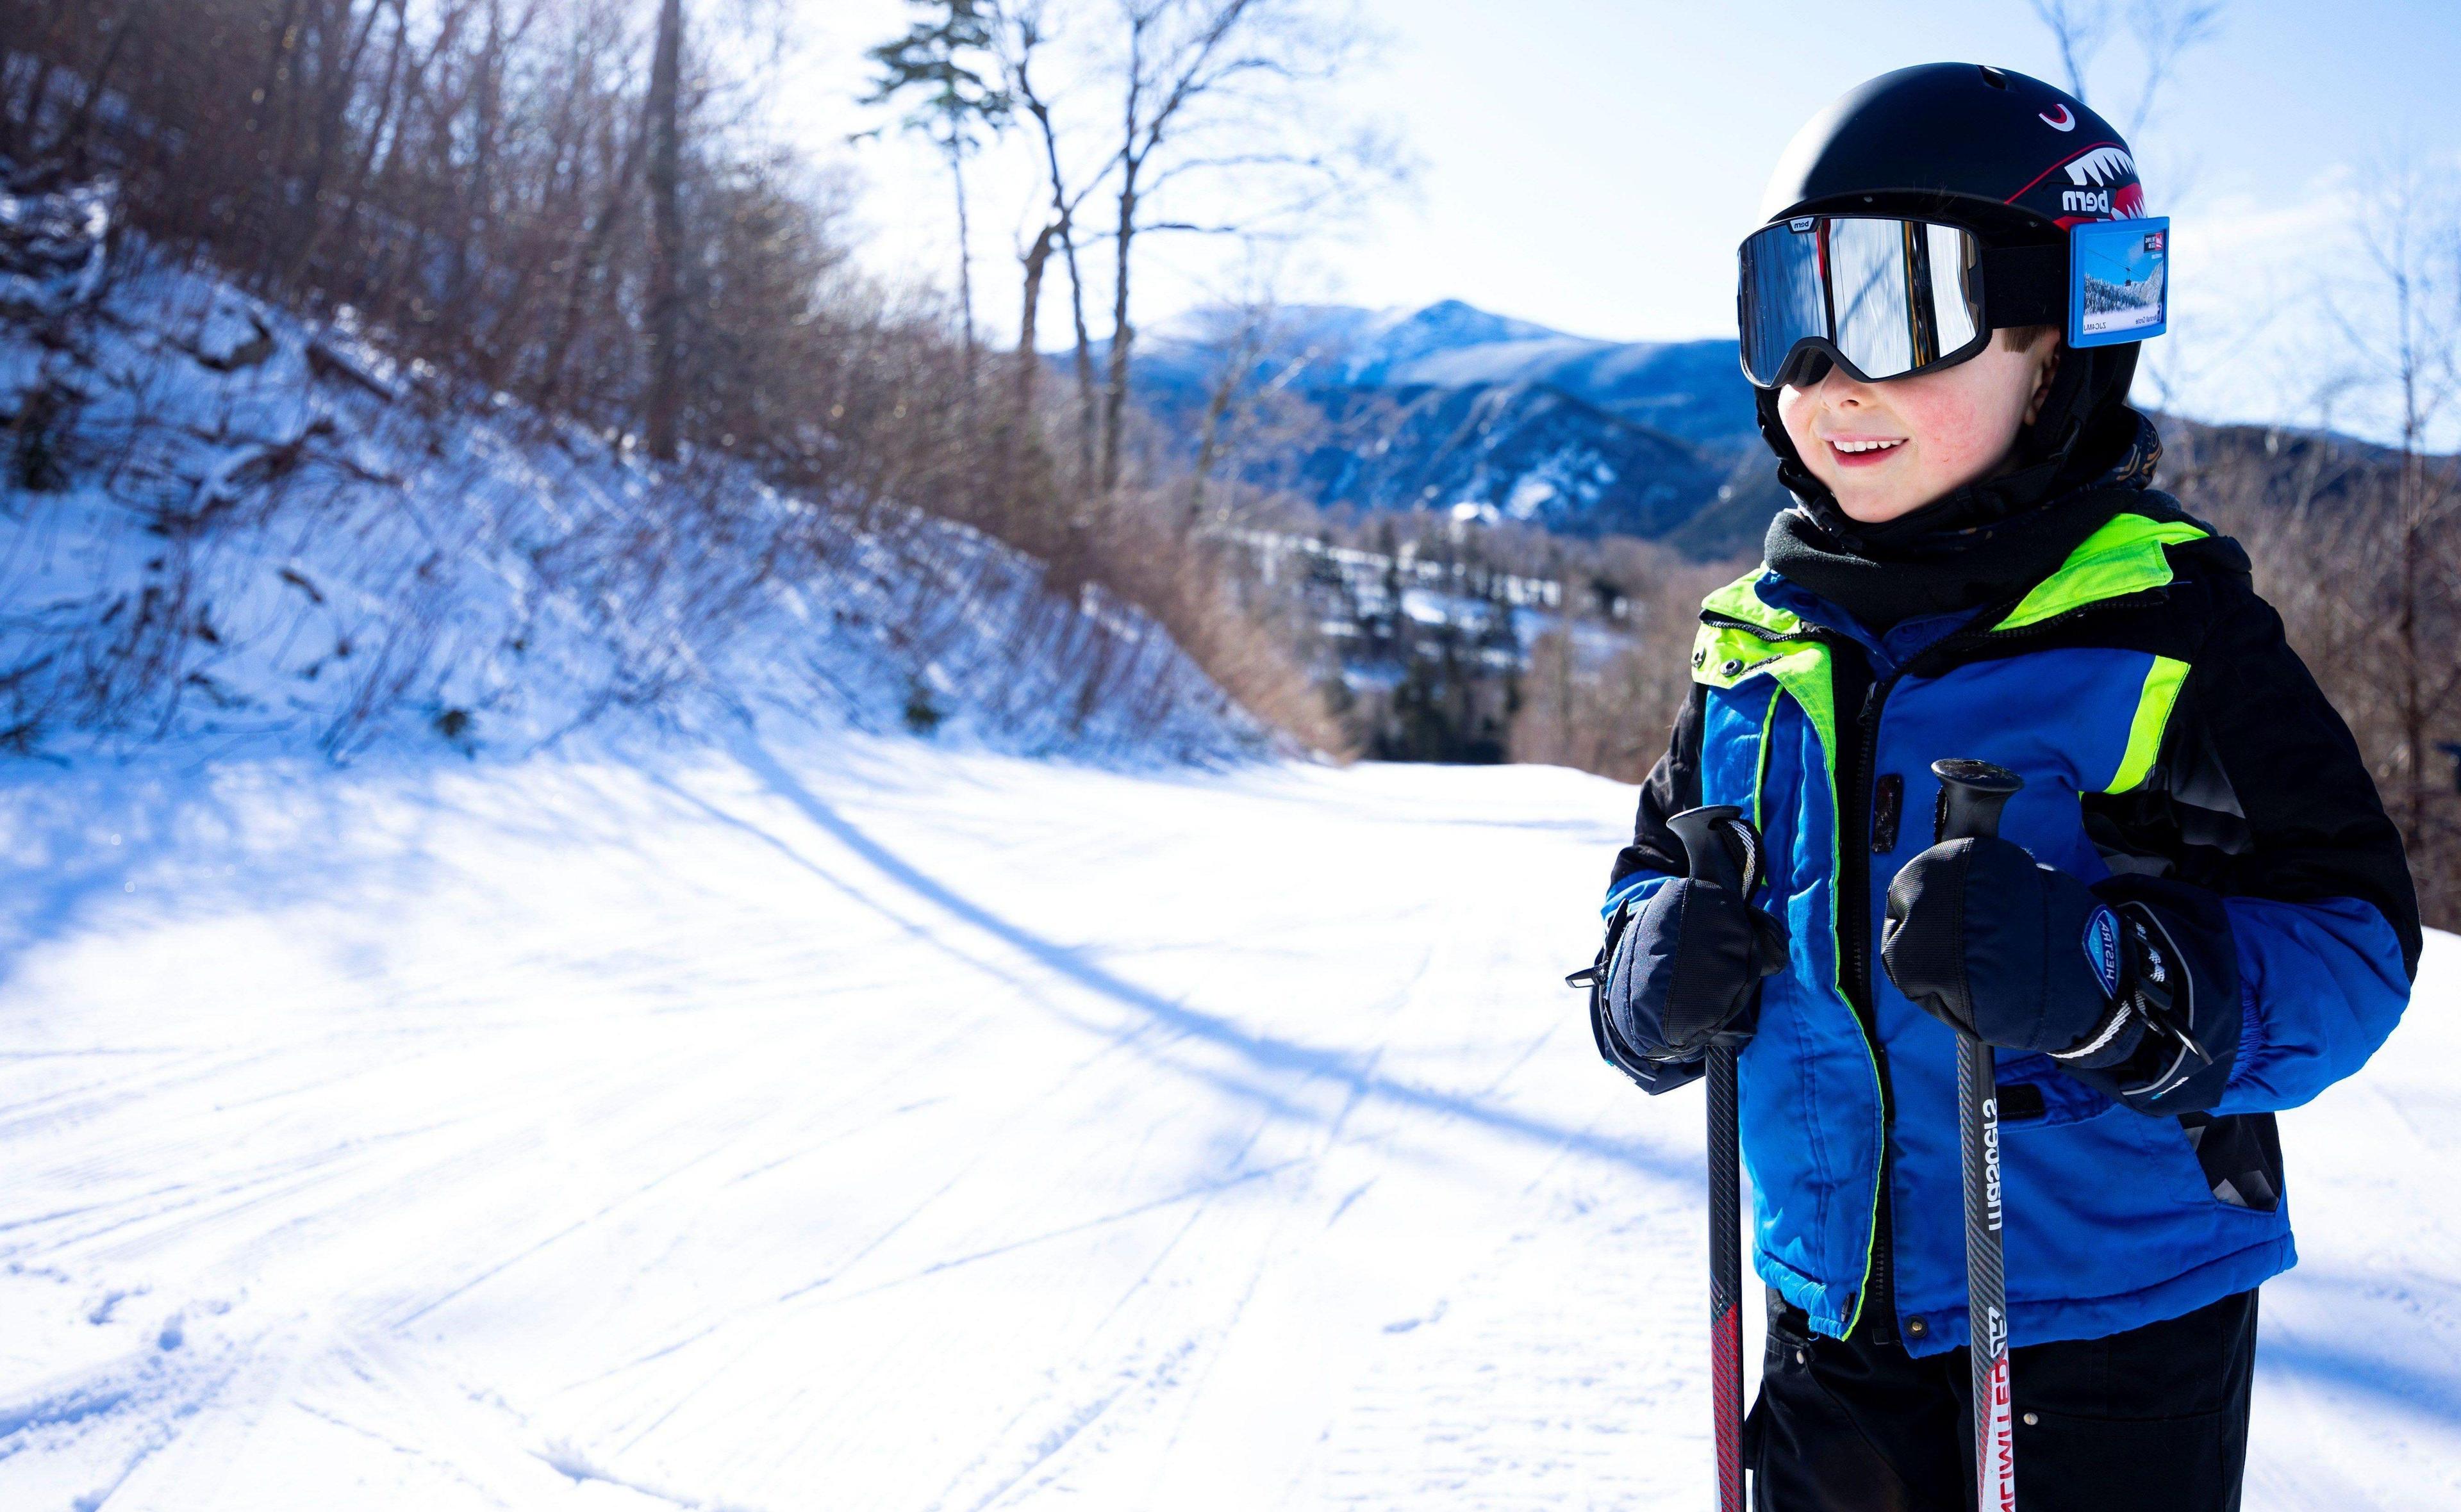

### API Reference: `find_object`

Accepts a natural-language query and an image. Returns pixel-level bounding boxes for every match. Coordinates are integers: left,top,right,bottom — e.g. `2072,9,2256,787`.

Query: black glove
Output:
1880,835,2130,1060
1880,839,2232,1108
1598,871,1789,1068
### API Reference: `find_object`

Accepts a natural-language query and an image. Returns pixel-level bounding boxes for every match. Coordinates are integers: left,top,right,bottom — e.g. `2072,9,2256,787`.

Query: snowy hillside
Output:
0,739,2451,1509
1,186,1263,766
1289,380,1724,537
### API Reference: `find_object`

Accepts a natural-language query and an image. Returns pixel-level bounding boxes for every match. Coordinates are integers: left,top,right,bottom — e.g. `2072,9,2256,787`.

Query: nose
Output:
1818,364,1871,407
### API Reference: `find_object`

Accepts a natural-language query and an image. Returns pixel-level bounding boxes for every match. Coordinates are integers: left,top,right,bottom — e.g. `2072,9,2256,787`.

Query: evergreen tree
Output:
861,2,1013,384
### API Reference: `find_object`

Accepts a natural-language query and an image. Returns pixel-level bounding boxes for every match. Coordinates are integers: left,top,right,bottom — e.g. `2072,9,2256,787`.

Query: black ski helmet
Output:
1762,62,2146,237
1748,63,2155,539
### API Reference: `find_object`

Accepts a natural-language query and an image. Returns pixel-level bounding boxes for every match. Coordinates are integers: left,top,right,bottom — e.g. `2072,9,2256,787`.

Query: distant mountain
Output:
1275,381,1728,539
1273,300,1571,385
1271,300,1760,451
1125,299,1772,554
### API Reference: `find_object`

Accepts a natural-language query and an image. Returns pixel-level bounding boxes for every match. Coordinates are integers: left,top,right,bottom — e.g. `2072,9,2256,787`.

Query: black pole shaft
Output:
1707,1042,1744,1512
1667,805,1750,1512
1930,759,2022,1512
1957,1026,2013,1509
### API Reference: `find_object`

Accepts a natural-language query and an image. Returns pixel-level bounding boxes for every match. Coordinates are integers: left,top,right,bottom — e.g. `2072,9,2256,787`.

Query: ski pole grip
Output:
1668,805,1748,892
1930,759,2025,844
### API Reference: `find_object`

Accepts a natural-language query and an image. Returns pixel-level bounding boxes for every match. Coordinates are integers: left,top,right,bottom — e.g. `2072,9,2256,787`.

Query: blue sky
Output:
792,0,2461,438
2078,227,2166,288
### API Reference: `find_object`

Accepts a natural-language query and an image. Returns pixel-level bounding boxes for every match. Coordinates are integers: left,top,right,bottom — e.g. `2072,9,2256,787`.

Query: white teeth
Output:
1833,439,1905,454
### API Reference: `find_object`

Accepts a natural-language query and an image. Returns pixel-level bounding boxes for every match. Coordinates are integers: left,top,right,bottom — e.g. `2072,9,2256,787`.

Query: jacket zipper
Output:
1703,607,1902,1344
1700,610,1827,645
1841,653,1900,1348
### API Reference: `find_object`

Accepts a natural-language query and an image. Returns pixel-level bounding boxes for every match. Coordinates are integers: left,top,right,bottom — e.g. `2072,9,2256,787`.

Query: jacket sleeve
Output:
1591,685,1710,1094
2091,573,2419,1115
1606,683,1706,914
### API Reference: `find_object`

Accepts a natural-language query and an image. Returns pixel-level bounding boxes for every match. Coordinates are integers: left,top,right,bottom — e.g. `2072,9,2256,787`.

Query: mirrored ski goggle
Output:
1737,216,1989,390
1739,215,2171,390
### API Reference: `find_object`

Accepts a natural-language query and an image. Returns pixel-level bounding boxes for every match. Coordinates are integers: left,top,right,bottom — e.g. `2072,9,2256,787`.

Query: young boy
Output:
1588,64,2419,1511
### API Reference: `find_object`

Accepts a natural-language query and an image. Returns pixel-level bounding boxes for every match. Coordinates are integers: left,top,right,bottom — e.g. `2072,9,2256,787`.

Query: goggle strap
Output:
1980,243,2066,330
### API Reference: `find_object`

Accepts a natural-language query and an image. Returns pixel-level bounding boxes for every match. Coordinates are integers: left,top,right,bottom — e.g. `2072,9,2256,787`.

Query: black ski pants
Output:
1747,1287,2257,1512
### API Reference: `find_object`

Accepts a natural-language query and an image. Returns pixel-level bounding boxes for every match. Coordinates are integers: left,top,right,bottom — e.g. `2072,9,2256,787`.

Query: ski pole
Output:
1929,759,2025,1512
1666,804,1760,1512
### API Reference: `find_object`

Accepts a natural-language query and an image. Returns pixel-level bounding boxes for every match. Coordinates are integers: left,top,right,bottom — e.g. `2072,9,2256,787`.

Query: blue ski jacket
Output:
1593,493,2419,1358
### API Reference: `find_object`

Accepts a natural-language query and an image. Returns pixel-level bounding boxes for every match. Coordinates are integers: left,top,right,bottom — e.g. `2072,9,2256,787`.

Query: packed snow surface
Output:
0,737,2454,1508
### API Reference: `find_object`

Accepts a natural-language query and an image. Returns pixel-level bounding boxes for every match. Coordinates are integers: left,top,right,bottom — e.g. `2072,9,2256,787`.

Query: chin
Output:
1834,495,1921,525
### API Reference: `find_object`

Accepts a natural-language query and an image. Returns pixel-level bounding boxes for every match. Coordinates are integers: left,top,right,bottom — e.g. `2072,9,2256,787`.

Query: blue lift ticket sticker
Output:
2069,217,2169,348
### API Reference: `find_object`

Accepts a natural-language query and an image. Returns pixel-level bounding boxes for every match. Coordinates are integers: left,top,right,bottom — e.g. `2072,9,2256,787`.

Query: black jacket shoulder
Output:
2078,509,2423,978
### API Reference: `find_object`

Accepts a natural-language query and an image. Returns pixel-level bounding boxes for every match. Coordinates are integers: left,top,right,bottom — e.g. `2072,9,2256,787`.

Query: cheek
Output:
1900,389,2018,475
1776,388,1817,454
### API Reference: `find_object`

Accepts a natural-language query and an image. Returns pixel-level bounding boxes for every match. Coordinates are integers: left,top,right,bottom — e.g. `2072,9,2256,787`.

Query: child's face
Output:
1777,331,2062,524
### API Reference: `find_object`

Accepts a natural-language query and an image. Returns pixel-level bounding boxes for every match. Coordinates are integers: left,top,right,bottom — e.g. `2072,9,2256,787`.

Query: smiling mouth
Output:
1825,437,1906,467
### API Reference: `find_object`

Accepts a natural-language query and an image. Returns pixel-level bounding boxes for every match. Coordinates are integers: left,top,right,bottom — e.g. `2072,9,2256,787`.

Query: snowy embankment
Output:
1,181,1259,764
0,739,2453,1510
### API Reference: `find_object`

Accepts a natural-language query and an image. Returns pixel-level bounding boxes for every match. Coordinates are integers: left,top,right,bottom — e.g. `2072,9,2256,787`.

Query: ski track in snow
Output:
0,734,2453,1509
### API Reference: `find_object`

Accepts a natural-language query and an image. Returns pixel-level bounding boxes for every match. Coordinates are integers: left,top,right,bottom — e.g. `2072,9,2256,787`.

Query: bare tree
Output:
1179,260,1328,522
645,0,686,459
995,0,1107,489
50,0,158,175
2023,0,2225,413
1095,0,1395,494
2335,156,2461,843
2025,0,2221,133
1184,290,1272,515
2121,0,2223,135
277,0,399,288
2164,158,2461,926
2029,0,2112,97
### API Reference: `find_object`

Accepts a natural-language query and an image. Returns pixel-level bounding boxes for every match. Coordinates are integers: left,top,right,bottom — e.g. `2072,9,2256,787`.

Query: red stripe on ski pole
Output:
1712,1296,1744,1512
1980,1346,2015,1510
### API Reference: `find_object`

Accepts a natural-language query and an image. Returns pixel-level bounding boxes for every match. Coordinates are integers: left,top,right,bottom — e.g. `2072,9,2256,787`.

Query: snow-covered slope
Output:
1286,380,1725,536
0,739,2451,1509
1,192,1261,766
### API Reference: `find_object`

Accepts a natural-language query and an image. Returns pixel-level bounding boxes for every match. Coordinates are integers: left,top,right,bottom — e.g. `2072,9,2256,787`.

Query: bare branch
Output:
2125,0,2224,135
2029,0,2110,99
1088,0,1398,491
